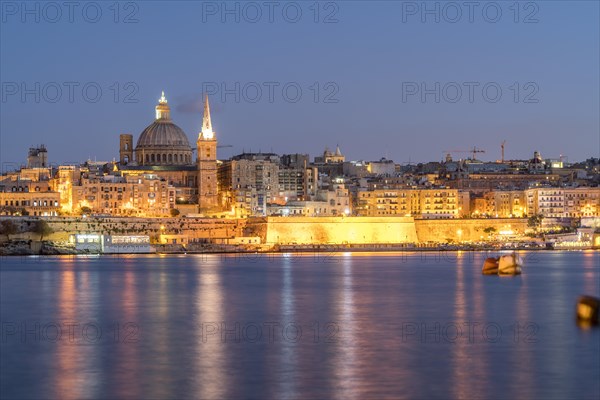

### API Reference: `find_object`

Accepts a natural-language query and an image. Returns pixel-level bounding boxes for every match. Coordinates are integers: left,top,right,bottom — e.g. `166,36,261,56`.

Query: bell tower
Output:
197,95,219,213
119,134,133,165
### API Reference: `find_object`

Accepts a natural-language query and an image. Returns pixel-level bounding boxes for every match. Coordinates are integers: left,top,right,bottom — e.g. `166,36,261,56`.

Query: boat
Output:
576,295,599,326
482,257,499,275
498,253,523,275
482,252,523,275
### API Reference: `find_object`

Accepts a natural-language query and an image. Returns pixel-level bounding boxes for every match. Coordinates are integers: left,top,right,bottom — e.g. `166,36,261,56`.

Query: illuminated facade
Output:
471,190,526,218
218,157,279,216
563,188,599,218
357,188,461,218
0,180,60,216
525,188,565,218
69,175,176,217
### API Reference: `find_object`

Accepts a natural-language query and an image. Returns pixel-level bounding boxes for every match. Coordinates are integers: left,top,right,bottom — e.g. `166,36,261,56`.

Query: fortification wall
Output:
1,217,245,243
414,218,528,242
259,216,418,244
1,216,530,247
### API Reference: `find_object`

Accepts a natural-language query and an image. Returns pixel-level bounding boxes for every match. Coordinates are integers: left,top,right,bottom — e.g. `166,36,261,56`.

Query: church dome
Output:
134,92,194,166
136,120,191,149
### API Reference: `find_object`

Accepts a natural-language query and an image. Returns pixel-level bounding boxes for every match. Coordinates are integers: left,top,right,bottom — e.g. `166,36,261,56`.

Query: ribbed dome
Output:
136,120,191,149
133,92,194,166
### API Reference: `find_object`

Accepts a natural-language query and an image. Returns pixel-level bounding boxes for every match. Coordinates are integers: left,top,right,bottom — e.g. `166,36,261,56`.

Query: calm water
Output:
1,251,599,400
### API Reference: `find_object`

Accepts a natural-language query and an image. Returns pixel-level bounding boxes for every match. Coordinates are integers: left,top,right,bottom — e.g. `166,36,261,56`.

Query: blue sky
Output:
1,1,598,165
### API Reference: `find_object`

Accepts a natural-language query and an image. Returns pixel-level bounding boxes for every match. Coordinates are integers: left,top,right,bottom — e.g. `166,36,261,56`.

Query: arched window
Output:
179,154,183,163
146,154,150,163
168,154,173,163
162,154,166,163
151,154,155,163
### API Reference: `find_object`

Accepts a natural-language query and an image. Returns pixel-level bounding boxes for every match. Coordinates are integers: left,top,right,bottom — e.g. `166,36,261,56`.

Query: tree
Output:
0,220,18,240
30,220,53,241
169,208,181,217
80,206,92,215
483,227,497,235
528,214,544,232
0,206,17,216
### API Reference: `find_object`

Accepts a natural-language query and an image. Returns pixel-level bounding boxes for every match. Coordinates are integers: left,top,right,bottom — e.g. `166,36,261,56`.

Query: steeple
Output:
155,90,170,120
335,144,342,156
200,94,214,140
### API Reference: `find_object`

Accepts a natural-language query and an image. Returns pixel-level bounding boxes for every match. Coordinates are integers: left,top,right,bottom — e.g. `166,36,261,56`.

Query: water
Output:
1,251,599,400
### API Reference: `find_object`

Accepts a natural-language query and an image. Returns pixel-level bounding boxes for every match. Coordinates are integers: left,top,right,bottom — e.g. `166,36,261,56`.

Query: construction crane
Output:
444,147,486,161
501,140,506,163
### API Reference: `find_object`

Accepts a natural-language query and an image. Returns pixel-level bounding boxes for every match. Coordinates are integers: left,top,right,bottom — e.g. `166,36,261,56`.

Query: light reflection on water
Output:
0,251,599,400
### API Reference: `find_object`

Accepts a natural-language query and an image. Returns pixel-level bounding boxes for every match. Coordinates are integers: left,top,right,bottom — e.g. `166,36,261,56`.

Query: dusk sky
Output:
1,1,599,166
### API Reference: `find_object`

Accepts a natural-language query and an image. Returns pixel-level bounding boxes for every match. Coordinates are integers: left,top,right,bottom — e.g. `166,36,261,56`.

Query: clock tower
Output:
197,95,219,213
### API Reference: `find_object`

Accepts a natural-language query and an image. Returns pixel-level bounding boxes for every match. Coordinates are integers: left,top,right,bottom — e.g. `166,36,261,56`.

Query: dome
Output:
136,120,191,149
134,92,194,166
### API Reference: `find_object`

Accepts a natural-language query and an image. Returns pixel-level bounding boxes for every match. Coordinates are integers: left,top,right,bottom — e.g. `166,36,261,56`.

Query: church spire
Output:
200,94,214,140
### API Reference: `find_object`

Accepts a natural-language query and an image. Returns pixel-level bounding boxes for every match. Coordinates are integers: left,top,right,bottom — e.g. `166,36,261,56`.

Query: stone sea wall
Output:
1,216,530,249
251,216,419,245
0,217,245,243
414,218,528,243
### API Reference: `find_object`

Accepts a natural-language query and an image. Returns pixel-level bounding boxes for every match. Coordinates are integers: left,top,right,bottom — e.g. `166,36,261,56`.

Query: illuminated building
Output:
356,188,461,218
218,155,280,216
0,179,60,216
525,188,565,218
563,187,600,218
70,175,176,217
474,190,526,218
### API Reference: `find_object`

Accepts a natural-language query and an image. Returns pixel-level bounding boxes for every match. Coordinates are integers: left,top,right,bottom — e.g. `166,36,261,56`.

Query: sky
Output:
1,1,599,167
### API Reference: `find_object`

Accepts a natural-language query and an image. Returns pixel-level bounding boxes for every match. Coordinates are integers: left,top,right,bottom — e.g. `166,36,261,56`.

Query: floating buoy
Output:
482,257,499,275
576,295,599,326
498,253,522,275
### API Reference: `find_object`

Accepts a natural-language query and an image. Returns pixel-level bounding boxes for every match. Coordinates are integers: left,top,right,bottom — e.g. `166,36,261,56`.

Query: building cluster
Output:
1,92,598,221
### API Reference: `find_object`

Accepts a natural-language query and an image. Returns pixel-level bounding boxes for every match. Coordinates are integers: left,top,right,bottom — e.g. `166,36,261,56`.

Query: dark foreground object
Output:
577,295,600,326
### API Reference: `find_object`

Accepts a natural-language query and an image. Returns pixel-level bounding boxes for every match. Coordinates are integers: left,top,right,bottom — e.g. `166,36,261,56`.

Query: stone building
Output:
27,145,48,168
356,188,461,218
0,179,60,216
70,175,176,217
218,154,280,216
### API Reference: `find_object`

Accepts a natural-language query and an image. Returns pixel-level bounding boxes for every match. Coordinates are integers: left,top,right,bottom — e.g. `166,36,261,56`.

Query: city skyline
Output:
1,2,599,165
